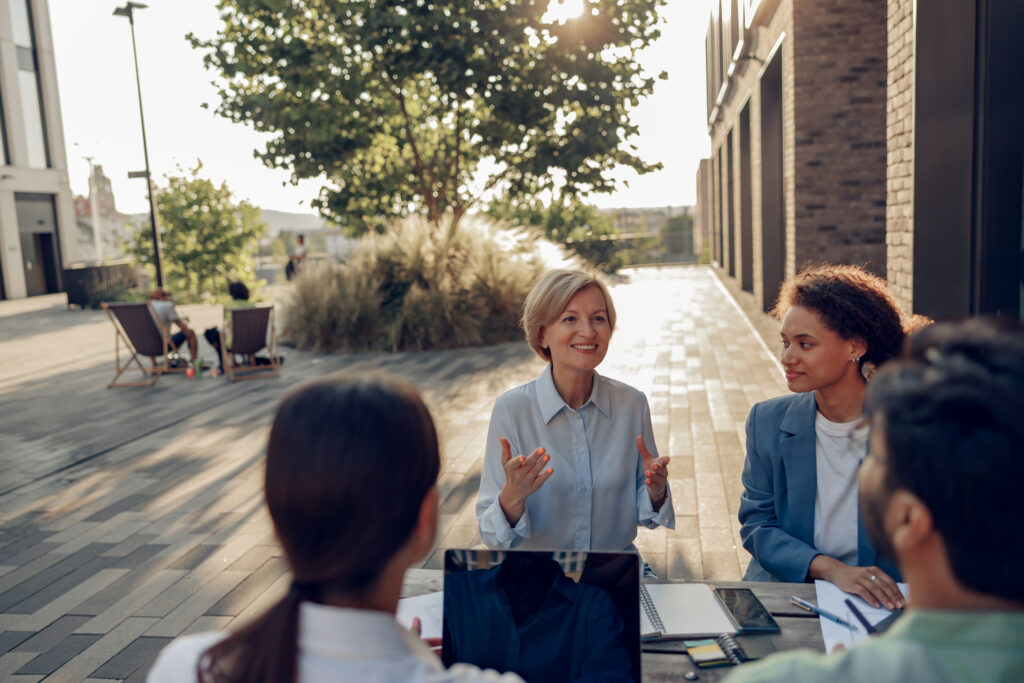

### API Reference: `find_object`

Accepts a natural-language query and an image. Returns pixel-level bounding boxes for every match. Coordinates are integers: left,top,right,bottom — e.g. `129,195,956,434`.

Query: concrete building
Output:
74,163,129,261
694,157,712,261
699,0,1024,324
0,0,77,299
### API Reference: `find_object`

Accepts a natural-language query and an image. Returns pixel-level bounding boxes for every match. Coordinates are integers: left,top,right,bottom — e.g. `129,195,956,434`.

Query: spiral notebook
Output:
640,583,738,640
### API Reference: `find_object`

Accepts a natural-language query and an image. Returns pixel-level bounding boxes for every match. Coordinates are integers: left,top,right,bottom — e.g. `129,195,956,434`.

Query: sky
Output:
51,1,714,216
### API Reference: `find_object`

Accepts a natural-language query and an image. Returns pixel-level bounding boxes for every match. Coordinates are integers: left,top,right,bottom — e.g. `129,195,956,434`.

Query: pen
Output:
844,598,877,634
789,595,857,630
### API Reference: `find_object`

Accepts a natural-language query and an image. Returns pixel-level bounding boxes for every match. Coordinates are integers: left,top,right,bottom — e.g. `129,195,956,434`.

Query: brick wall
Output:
790,0,888,276
885,0,914,313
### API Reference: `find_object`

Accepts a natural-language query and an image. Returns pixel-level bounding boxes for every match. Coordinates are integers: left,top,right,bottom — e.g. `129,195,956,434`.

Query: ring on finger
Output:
870,575,877,582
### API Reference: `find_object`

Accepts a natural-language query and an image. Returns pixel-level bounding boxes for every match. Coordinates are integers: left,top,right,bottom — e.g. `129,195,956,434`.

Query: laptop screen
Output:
442,549,641,683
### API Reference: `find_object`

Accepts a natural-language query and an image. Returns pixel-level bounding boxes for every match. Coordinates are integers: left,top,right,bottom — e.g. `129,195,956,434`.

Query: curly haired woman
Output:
739,264,921,609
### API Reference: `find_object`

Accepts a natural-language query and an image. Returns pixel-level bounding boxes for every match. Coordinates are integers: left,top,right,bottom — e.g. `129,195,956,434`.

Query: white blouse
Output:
147,602,521,683
476,365,674,551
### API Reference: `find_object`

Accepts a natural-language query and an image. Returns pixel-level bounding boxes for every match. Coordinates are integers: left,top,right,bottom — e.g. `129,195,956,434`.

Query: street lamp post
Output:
113,1,163,287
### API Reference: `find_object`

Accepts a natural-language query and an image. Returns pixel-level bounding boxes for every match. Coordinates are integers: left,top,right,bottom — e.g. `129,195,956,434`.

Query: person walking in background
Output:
147,288,198,365
476,270,674,571
285,234,307,281
147,374,520,683
726,318,1024,682
739,265,913,609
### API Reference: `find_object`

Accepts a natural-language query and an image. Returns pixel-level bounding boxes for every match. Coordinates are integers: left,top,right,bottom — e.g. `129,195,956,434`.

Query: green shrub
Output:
281,215,562,352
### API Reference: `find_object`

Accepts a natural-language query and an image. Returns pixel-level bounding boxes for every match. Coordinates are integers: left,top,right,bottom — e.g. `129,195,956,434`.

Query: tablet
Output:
714,587,781,634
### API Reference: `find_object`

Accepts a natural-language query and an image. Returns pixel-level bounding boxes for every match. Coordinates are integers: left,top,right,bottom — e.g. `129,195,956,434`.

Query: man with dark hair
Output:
727,318,1024,682
204,281,253,372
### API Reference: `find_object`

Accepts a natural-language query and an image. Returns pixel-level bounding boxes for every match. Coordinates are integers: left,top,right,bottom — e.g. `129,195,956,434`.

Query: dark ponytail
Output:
198,374,441,683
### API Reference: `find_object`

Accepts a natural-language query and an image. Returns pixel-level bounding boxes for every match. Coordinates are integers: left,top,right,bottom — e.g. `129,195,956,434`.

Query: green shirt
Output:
724,609,1024,683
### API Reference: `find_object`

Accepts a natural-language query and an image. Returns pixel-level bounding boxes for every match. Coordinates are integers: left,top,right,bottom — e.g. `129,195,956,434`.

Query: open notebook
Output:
640,583,738,640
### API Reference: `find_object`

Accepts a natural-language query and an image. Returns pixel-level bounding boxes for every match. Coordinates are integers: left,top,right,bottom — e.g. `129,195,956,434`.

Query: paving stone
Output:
87,636,171,680
0,652,37,679
0,630,32,656
70,547,172,616
83,493,153,523
205,556,287,617
10,568,128,633
13,634,100,675
0,531,57,564
15,543,163,615
77,570,188,635
12,615,90,653
0,543,115,612
223,544,278,573
164,544,218,571
701,551,741,581
42,616,159,683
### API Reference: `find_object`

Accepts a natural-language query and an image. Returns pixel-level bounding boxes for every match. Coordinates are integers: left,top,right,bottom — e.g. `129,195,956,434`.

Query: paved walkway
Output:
0,265,785,681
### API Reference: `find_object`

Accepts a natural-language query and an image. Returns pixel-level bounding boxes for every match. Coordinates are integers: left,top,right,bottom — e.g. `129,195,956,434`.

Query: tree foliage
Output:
662,211,694,256
125,166,267,301
488,196,624,272
191,0,666,235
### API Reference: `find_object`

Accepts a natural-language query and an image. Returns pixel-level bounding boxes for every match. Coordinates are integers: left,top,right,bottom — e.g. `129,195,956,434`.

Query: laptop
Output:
441,549,642,683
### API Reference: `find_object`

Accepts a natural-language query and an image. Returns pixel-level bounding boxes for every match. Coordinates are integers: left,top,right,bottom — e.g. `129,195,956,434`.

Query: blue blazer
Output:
738,391,902,583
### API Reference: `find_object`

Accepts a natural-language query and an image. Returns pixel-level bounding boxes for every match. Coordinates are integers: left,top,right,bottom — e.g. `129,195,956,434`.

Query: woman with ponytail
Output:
148,374,519,683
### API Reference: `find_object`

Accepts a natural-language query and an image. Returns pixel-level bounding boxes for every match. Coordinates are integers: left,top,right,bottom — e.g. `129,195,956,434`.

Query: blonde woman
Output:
476,270,674,565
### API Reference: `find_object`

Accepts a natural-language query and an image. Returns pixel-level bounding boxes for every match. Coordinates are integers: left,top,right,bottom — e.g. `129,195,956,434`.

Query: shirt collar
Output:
298,602,443,669
536,364,610,424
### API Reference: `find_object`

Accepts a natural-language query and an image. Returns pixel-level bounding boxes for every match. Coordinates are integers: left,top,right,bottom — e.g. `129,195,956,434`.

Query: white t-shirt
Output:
149,299,179,327
147,602,522,683
812,412,862,565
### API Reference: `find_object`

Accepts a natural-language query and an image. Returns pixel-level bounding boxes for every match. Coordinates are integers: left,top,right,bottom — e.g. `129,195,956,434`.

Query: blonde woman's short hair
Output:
522,270,617,361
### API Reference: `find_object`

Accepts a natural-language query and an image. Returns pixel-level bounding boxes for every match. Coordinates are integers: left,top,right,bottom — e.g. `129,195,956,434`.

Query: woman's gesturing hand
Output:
637,435,670,510
497,437,553,526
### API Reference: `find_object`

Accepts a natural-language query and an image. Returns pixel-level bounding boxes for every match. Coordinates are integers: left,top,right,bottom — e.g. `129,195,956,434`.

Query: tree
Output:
191,0,666,235
489,196,624,272
662,211,694,257
125,166,266,301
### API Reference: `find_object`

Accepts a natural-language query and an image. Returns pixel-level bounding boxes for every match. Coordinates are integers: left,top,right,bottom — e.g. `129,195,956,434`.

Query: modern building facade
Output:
0,0,77,299
693,157,711,261
700,0,1024,323
886,0,1023,320
702,0,888,315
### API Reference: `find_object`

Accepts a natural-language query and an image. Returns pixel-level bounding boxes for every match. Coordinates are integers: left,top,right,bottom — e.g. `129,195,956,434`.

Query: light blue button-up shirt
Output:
476,365,674,551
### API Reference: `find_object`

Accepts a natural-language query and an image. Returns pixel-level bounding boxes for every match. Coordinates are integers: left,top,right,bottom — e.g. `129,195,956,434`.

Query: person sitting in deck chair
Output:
204,281,255,372
147,288,197,366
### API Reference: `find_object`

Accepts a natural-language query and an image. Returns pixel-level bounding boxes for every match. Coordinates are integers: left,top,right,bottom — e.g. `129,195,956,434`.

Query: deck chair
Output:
101,301,187,387
221,305,280,381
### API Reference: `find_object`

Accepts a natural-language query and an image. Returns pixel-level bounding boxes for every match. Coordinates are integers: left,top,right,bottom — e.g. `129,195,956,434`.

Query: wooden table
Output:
402,570,824,682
